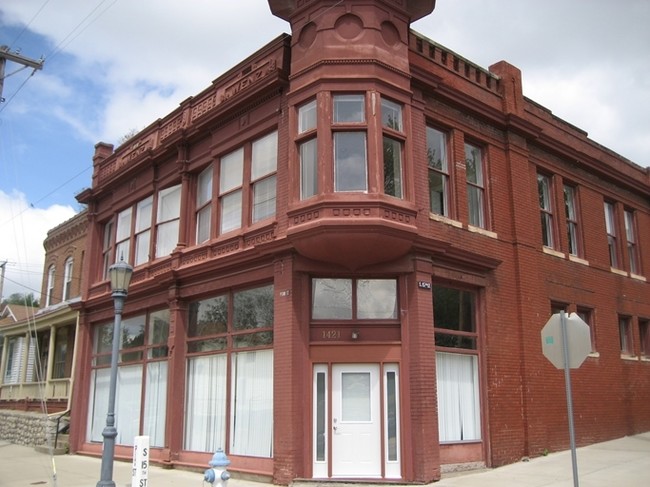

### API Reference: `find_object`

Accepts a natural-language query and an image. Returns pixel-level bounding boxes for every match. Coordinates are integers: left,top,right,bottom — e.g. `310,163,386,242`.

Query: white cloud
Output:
0,190,76,301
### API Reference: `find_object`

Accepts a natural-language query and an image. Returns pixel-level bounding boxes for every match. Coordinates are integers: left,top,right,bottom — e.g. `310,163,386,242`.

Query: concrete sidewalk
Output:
1,432,649,487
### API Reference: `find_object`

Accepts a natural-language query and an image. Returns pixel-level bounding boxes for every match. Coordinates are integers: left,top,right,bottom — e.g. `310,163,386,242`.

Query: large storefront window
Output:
87,309,169,447
433,286,481,442
185,284,274,457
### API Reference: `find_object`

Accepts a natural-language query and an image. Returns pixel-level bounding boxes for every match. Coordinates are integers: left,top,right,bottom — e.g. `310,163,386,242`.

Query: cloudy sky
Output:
0,0,648,300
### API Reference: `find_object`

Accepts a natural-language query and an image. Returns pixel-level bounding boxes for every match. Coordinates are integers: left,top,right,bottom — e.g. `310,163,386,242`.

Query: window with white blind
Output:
100,184,181,279
433,286,481,442
87,309,169,447
195,131,278,241
184,284,274,457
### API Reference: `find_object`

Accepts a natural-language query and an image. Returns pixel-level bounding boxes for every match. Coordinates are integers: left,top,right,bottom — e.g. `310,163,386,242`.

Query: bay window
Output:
381,98,404,199
333,94,367,192
298,100,318,199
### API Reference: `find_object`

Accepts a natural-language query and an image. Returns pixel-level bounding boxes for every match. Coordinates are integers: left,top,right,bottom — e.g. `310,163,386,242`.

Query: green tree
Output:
2,293,39,307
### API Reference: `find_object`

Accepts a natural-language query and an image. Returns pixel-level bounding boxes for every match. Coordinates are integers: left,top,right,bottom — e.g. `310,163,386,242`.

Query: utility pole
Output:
0,45,44,103
0,260,7,303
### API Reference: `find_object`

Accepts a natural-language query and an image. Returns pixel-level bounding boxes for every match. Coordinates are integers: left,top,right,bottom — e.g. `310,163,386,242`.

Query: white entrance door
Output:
331,364,381,477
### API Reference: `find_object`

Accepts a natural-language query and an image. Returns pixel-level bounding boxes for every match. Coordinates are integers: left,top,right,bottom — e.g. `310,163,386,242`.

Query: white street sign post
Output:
541,311,591,487
132,436,149,487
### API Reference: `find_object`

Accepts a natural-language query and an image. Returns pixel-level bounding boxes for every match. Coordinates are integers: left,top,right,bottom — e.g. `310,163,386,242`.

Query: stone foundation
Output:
0,410,69,447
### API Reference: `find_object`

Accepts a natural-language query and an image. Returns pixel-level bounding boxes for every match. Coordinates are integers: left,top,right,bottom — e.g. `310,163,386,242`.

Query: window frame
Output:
310,277,399,322
624,209,640,275
563,184,582,257
464,142,487,229
433,285,479,352
537,173,555,249
618,315,634,356
332,93,368,193
184,284,274,457
196,164,214,244
88,308,170,447
604,201,619,268
576,307,596,353
381,97,405,199
46,264,56,307
251,132,278,224
640,319,650,359
426,125,451,217
298,99,318,200
62,257,73,301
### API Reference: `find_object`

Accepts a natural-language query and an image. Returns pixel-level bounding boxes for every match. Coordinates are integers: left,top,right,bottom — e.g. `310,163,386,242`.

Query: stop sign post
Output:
540,311,591,487
541,312,591,369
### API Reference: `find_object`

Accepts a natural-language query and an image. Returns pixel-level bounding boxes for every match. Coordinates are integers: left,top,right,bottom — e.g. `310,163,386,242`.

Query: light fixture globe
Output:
108,259,133,294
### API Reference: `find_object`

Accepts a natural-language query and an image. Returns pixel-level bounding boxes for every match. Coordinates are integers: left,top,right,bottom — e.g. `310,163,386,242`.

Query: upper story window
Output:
62,257,73,301
564,184,582,257
196,165,213,244
251,132,278,223
381,98,404,199
426,126,450,217
219,148,244,234
196,132,278,242
604,201,619,268
333,94,367,192
155,185,181,258
465,142,486,228
537,174,554,248
102,184,181,278
46,265,55,307
624,209,640,275
311,278,398,321
298,100,318,200
102,221,114,280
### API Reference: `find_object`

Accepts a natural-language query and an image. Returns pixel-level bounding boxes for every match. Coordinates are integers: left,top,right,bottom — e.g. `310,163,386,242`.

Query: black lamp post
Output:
97,259,133,487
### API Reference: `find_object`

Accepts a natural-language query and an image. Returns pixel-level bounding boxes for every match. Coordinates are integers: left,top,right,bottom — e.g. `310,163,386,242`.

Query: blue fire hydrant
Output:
204,448,231,487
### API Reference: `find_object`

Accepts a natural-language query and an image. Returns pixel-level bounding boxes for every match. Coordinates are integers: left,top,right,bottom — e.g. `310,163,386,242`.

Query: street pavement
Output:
1,432,649,487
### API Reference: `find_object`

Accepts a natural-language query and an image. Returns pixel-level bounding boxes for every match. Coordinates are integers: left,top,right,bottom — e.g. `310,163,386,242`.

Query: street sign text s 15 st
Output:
541,312,591,369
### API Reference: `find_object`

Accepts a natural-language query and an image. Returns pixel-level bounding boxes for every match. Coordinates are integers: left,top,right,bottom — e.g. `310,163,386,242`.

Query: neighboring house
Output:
69,1,649,484
0,211,86,446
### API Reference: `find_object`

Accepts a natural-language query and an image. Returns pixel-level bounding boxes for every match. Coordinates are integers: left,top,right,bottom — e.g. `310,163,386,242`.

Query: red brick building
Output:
70,1,649,483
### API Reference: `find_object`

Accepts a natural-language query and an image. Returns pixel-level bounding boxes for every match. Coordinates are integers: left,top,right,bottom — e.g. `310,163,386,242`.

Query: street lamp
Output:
97,258,133,487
